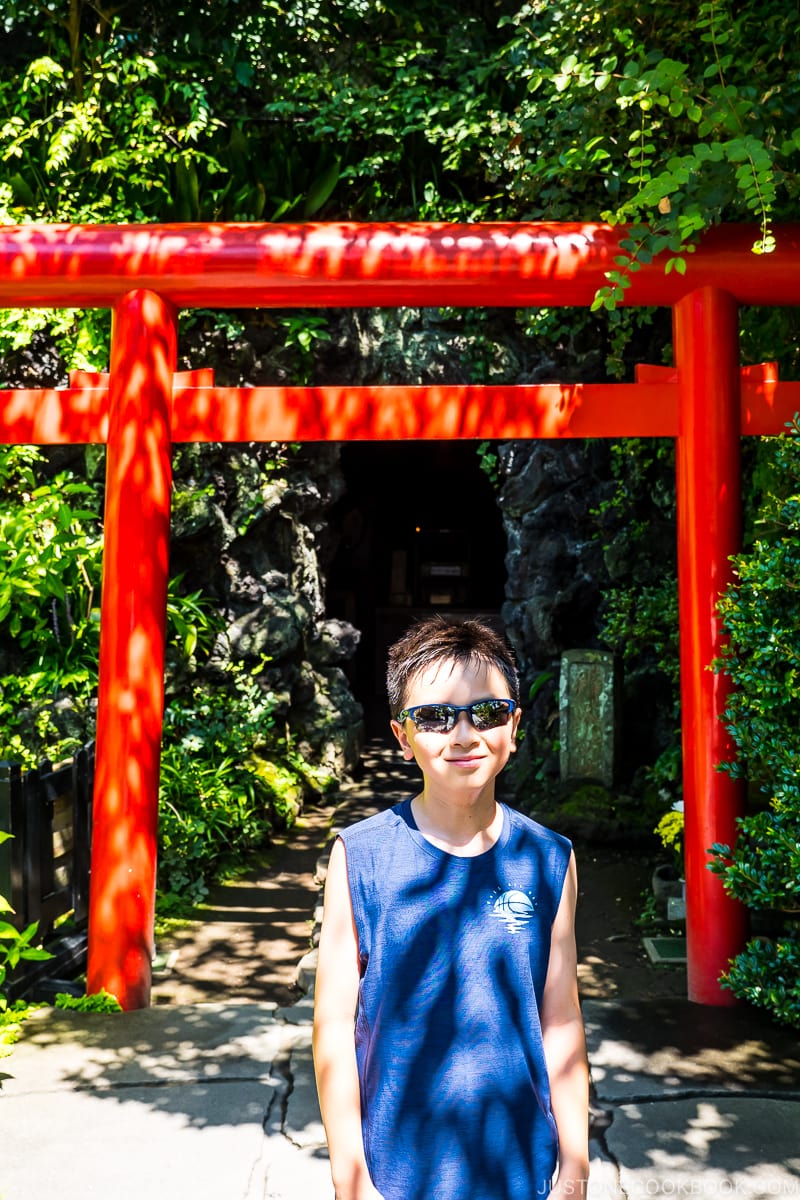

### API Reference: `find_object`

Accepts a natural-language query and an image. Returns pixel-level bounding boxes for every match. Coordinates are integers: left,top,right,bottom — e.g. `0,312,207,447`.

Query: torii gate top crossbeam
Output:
3,222,800,309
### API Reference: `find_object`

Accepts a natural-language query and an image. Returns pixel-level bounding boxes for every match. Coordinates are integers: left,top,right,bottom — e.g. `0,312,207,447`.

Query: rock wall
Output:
497,439,615,793
168,440,364,779
170,318,369,779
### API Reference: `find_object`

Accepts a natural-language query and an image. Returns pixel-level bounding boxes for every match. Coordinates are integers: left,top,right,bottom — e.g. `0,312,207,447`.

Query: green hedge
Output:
710,418,800,1027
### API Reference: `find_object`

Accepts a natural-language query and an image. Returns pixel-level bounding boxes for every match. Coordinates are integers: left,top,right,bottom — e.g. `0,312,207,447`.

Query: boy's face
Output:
390,656,520,795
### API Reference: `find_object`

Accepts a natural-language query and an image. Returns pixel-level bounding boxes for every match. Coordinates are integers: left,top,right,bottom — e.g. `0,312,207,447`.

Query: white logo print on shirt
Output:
488,888,538,934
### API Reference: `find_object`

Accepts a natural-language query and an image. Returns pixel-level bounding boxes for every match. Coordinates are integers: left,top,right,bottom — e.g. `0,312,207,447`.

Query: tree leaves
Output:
710,419,800,1025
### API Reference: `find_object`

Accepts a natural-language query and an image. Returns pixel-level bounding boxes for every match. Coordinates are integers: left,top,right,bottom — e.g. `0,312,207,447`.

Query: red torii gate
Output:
2,221,800,1011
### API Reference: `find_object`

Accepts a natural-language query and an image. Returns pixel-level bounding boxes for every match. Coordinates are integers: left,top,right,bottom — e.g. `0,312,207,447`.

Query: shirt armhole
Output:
338,831,369,969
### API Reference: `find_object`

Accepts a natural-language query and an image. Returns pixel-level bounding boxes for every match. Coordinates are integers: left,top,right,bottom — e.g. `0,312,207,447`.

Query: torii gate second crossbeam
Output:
2,221,800,1010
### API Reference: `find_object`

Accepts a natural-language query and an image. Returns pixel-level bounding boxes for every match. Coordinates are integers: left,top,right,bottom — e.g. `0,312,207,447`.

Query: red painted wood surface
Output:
2,222,800,309
674,289,750,1005
2,377,798,446
86,291,177,1010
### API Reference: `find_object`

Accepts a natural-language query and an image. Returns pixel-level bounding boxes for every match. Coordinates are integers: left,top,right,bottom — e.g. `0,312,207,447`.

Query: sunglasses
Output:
396,699,517,733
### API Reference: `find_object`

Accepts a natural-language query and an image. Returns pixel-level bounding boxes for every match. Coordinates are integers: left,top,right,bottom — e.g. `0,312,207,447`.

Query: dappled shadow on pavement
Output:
151,737,419,1007
3,1002,286,1122
0,1000,335,1200
585,997,800,1096
151,817,329,1007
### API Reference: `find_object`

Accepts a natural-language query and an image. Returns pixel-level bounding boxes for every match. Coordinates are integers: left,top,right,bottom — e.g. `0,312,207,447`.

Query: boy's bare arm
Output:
312,837,385,1200
540,851,590,1199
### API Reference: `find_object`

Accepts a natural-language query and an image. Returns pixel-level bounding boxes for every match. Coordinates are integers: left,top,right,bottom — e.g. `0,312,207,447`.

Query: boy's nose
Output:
452,710,479,739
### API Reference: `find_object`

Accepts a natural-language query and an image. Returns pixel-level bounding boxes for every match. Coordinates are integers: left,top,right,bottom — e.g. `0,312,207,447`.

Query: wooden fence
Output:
0,743,94,999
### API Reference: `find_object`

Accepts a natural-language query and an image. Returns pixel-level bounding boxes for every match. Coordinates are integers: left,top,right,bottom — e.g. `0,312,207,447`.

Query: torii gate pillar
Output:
674,287,748,1004
86,290,177,1008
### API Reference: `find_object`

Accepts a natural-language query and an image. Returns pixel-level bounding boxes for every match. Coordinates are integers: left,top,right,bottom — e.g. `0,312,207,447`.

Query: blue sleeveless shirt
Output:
339,798,572,1200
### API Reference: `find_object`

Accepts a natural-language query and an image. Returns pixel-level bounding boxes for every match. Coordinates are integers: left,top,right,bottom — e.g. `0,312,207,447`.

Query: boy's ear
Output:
510,706,522,752
390,718,416,761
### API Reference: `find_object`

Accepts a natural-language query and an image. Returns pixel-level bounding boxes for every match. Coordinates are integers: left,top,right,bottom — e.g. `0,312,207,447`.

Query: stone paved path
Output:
151,739,418,1006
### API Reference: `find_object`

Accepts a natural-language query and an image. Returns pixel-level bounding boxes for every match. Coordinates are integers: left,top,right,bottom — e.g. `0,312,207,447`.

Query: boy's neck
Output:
410,788,503,857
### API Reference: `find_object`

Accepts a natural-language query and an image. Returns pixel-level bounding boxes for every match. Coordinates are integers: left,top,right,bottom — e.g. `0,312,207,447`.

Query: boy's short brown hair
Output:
386,615,520,717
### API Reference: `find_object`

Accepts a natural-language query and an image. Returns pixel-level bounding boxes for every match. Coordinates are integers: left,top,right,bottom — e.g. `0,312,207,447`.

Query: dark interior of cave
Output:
325,441,507,734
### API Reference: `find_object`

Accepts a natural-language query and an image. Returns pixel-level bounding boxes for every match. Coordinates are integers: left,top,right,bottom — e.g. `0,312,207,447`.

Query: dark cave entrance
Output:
325,441,508,734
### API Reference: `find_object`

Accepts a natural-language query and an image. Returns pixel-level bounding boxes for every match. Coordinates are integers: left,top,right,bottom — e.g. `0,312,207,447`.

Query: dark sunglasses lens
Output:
412,704,453,732
471,700,512,729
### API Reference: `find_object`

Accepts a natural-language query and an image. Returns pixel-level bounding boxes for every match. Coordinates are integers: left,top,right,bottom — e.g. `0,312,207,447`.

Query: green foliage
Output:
710,811,800,912
488,0,796,307
3,1,798,295
158,747,273,910
1,11,223,224
0,448,101,650
601,576,679,686
54,989,123,1012
0,447,223,767
595,439,681,792
476,441,500,488
165,576,223,668
0,441,312,914
0,998,45,1053
713,420,800,812
0,0,229,362
279,314,332,384
157,659,306,909
633,888,661,932
559,784,615,821
710,418,800,1025
0,446,102,765
0,0,799,400
0,835,53,1015
252,3,509,220
720,934,800,1027
713,427,800,812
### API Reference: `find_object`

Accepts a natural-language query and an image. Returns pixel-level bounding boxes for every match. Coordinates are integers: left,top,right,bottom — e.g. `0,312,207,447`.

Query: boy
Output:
313,617,589,1200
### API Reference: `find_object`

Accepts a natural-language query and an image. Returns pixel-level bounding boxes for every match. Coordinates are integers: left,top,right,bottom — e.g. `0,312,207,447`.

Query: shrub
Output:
710,418,800,1027
157,659,310,910
0,446,103,766
54,990,123,1013
594,439,682,795
720,935,800,1029
0,834,52,1031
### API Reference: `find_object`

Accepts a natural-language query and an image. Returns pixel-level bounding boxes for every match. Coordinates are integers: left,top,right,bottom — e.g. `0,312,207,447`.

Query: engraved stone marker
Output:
559,649,617,787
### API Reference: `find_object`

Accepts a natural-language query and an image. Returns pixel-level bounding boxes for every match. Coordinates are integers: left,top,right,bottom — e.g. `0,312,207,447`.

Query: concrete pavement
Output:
0,994,333,1200
585,997,800,1200
2,989,799,1199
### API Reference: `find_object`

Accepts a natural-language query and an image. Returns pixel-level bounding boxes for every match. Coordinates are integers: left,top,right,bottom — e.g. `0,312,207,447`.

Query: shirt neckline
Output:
397,796,511,862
